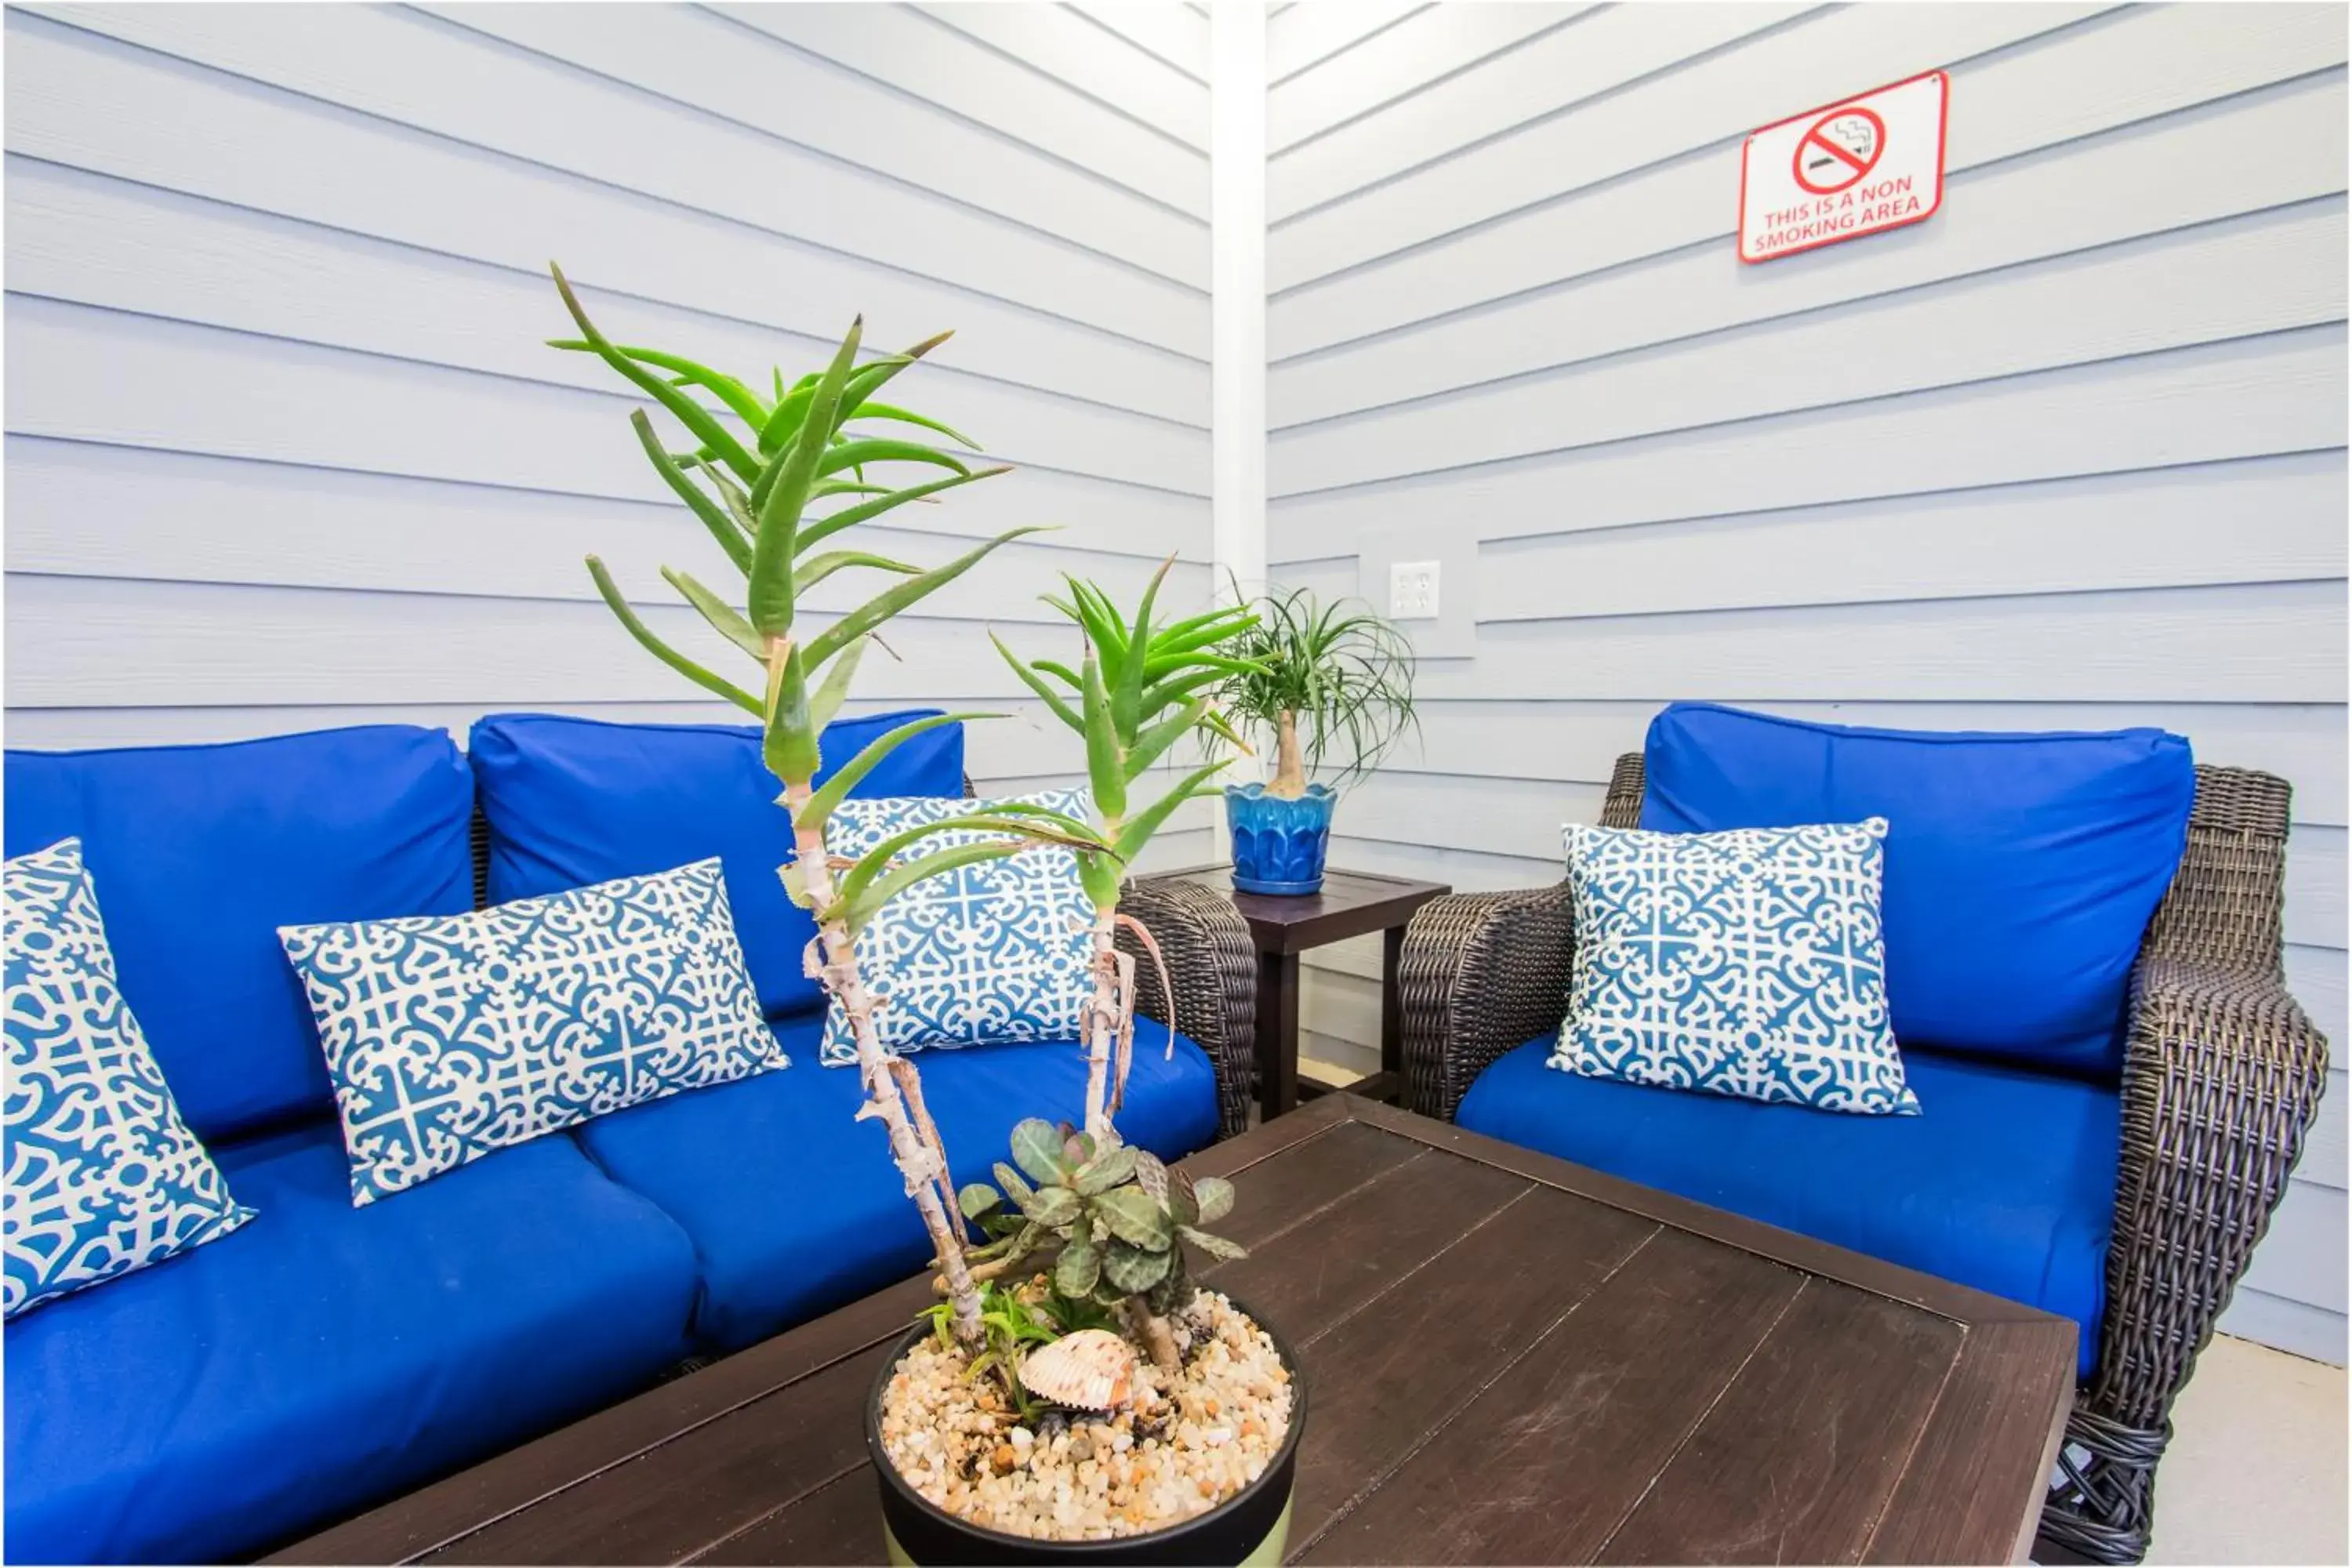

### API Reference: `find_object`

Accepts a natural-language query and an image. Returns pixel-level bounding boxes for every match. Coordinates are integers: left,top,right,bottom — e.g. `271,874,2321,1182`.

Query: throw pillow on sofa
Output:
820,789,1095,1065
280,858,779,1204
1550,818,1920,1116
1639,702,2196,1077
5,840,253,1317
468,711,965,1022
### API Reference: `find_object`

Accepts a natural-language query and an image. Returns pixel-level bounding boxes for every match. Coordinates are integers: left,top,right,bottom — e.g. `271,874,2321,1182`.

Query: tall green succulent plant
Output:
549,265,1062,1343
993,563,1262,1140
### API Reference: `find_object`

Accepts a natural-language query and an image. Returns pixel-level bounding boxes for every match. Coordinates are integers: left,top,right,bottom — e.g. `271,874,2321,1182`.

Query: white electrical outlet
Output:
1388,560,1441,620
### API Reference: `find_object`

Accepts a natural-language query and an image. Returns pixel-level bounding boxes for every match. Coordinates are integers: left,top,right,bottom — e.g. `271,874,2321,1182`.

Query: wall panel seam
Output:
1269,321,2350,500
12,9,1214,354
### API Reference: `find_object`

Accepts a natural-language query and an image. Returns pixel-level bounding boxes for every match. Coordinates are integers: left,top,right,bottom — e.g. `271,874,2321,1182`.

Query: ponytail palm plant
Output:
1214,582,1417,800
993,564,1260,1145
548,265,1083,1345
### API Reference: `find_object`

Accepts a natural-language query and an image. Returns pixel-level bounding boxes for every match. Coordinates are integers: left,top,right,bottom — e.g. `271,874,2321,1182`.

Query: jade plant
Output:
991,564,1262,1142
950,1117,1242,1374
547,265,1112,1345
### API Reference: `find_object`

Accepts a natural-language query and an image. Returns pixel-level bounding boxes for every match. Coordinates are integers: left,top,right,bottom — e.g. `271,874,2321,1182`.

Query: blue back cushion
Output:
468,711,964,1019
2,727,474,1141
1639,703,2195,1078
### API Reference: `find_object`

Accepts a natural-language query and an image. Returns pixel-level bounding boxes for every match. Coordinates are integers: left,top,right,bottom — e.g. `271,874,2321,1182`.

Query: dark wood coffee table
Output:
1154,865,1450,1121
278,1095,2074,1566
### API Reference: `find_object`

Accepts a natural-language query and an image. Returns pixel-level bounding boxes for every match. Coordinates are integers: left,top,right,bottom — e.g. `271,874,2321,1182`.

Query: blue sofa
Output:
1398,710,2331,1563
2,715,1233,1564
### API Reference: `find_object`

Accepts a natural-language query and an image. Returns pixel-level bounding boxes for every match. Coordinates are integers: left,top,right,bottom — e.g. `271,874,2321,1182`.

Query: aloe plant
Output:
550,265,1074,1345
956,1118,1243,1372
992,564,1261,1141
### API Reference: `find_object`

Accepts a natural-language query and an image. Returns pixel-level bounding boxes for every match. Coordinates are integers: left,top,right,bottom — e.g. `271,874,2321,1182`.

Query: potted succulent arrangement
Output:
550,272,1304,1564
1211,583,1419,895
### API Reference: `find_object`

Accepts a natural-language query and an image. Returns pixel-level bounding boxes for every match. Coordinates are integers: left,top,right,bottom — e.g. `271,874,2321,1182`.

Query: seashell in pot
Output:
1018,1328,1136,1411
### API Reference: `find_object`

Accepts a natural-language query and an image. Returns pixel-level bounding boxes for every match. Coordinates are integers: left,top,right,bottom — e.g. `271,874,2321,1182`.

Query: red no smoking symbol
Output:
1792,104,1886,194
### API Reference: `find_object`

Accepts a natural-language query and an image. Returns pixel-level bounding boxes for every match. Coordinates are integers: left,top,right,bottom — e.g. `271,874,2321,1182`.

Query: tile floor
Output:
2144,1334,2346,1565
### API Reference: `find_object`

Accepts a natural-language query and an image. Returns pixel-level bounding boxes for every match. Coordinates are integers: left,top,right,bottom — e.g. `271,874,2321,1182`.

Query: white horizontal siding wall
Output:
1266,2,2349,1363
2,1,1220,864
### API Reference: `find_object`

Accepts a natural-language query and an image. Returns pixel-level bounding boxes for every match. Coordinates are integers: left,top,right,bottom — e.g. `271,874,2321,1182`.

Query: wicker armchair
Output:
1399,753,2330,1564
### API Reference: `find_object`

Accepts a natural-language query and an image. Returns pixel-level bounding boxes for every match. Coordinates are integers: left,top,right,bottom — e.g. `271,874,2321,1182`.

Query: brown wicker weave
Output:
1398,753,2330,1564
466,782,1261,1144
1117,876,1259,1139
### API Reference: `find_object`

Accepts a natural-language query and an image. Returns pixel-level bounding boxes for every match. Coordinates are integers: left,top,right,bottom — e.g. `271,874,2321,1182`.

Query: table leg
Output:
1255,949,1299,1123
1381,924,1405,1087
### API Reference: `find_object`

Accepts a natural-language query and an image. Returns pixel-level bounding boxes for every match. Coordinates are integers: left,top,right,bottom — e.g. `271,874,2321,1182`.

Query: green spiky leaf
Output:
549,267,760,481
804,637,867,732
801,526,1050,669
661,568,762,661
746,318,863,634
585,557,760,716
632,412,750,574
794,711,998,837
795,467,1012,556
1192,1176,1234,1225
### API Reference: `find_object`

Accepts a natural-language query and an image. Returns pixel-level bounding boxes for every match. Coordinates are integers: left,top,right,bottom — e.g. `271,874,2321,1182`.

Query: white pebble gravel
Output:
877,1289,1294,1543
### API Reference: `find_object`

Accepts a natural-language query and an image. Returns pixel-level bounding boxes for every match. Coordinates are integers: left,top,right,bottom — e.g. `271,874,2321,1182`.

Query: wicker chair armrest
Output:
2096,957,2331,1424
1118,877,1258,1141
1399,883,1575,1123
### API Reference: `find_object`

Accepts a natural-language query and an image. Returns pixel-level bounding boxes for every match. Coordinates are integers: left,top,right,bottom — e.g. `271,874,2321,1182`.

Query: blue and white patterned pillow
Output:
5,840,254,1317
820,790,1094,1065
281,857,782,1204
1550,818,1919,1115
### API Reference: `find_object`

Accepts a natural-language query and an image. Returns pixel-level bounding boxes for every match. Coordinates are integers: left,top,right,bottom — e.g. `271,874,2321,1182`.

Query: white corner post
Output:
1210,0,1268,798
1210,0,1268,611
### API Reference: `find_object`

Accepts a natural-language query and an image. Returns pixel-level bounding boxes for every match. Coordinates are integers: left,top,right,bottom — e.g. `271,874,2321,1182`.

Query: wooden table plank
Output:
1206,1145,1528,1334
270,1272,934,1566
688,1467,880,1566
1296,1227,1807,1565
1596,1280,1965,1565
1864,1320,2079,1566
1285,1185,1661,1539
426,1343,891,1565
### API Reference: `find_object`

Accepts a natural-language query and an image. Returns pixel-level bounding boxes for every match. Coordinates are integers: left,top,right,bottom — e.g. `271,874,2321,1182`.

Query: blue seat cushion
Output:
576,1015,1221,1354
3,1122,698,1565
1459,1038,2118,1377
3,727,475,1141
470,711,964,1021
1639,702,2194,1078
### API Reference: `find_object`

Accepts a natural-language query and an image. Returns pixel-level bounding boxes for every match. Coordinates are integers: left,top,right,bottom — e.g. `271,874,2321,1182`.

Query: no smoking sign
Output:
1739,71,1947,262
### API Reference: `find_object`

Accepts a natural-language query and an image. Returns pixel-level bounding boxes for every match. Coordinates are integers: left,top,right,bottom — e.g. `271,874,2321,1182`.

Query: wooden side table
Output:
1152,865,1450,1123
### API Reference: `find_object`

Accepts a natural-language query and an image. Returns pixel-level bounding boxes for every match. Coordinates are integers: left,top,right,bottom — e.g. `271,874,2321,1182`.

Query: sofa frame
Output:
1396,754,2331,1564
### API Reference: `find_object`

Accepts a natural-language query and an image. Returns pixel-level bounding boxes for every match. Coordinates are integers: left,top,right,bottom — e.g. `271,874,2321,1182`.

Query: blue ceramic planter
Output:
1226,782,1337,895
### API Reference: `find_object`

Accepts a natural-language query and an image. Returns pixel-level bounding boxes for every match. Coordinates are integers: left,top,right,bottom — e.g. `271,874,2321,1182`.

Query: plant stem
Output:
1118,1298,1180,1374
1082,905,1120,1142
1269,708,1307,800
786,778,983,1346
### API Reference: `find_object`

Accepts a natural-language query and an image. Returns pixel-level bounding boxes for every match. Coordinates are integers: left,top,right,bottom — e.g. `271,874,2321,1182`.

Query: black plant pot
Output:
865,1301,1307,1566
